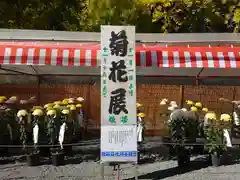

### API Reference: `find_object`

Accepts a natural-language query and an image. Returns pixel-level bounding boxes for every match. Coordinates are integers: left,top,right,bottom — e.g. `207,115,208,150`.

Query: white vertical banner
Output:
100,25,137,163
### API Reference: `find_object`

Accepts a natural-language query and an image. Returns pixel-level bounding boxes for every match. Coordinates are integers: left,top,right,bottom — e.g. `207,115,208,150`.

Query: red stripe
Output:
202,52,208,68
190,51,197,68
80,50,86,66
212,51,219,68
178,51,185,68
45,48,51,65
168,51,174,67
223,52,231,68
33,48,39,65
156,50,162,67
0,46,5,64
136,51,140,66
56,49,63,66
21,47,28,64
68,49,74,66
145,51,152,66
236,52,240,68
91,49,97,67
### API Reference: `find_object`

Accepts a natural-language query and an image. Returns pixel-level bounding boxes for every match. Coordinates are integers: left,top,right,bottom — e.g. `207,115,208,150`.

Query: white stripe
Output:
74,50,80,66
62,49,69,66
85,50,91,66
97,50,101,66
228,52,236,68
217,52,225,68
195,52,203,68
184,51,191,67
4,48,11,64
162,51,169,67
173,51,180,67
51,49,58,66
39,49,46,65
151,51,157,67
27,48,35,65
15,48,23,65
140,51,146,66
206,52,214,68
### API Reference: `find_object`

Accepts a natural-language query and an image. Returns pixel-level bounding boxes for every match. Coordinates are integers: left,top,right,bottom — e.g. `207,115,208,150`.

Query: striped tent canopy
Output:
0,41,240,68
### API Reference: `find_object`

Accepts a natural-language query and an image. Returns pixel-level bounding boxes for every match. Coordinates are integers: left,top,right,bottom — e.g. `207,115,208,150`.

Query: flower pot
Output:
211,153,221,167
177,149,190,167
39,147,50,157
63,145,72,156
51,152,65,166
26,153,40,166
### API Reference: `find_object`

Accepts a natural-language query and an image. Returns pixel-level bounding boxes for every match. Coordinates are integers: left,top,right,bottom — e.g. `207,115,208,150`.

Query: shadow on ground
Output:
124,158,209,180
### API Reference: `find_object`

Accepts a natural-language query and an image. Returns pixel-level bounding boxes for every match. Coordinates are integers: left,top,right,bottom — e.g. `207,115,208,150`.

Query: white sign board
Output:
100,25,136,125
100,25,137,163
101,125,137,162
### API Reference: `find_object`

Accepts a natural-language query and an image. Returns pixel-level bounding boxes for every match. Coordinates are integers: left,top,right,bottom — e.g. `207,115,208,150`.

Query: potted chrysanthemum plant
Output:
46,108,64,166
61,106,74,156
31,108,47,158
17,110,28,153
24,108,46,166
204,112,228,167
167,105,191,167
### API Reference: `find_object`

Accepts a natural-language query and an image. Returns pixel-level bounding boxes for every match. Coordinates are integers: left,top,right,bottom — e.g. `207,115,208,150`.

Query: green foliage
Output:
0,0,239,32
204,124,226,154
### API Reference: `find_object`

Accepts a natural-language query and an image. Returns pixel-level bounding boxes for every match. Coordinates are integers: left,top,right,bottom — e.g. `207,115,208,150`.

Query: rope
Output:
0,141,236,148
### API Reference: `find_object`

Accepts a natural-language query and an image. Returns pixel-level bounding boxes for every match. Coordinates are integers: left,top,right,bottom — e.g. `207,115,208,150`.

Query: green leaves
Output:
0,0,239,32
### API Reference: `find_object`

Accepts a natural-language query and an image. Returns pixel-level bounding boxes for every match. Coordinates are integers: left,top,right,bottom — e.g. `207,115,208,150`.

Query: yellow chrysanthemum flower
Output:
9,96,17,101
191,106,198,112
54,101,61,105
66,104,72,108
205,112,217,120
17,109,28,118
46,107,54,111
76,104,82,108
47,109,56,116
44,103,54,109
54,104,62,109
202,107,208,112
195,102,202,108
220,114,232,122
0,96,7,100
186,100,194,105
62,109,70,115
34,106,42,109
62,99,69,105
70,105,76,111
137,113,146,118
136,103,142,108
32,109,44,116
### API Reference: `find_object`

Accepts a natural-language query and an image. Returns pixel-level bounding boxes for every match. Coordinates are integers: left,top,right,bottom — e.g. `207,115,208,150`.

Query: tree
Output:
0,0,239,33
138,0,240,33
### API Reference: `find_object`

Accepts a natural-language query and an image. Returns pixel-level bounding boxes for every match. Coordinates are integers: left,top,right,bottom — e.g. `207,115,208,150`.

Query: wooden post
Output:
179,85,184,108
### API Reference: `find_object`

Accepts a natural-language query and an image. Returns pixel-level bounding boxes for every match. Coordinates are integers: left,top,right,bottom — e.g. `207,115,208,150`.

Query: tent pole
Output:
232,86,236,113
180,85,184,108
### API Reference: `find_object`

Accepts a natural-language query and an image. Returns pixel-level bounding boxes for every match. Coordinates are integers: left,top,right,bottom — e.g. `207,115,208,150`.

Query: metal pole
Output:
100,163,104,180
117,164,120,180
134,163,138,180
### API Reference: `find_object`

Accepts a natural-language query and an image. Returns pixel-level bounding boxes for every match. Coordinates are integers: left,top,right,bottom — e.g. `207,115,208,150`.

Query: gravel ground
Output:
1,138,240,180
